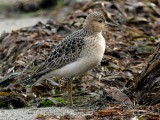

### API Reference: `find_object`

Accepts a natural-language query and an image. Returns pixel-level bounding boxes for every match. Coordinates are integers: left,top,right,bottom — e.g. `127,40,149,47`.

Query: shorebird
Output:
24,12,107,106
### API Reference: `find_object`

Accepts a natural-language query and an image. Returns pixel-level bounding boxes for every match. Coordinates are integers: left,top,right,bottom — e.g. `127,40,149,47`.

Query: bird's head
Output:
83,12,106,33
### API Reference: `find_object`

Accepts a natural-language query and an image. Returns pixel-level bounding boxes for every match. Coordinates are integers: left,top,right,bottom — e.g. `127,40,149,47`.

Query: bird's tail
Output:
20,73,43,86
0,72,39,87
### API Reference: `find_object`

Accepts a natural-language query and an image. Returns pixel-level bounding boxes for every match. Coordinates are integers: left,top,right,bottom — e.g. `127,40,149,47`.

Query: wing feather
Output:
32,30,86,78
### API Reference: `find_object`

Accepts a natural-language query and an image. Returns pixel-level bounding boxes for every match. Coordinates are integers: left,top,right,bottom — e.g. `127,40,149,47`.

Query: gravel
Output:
0,107,81,120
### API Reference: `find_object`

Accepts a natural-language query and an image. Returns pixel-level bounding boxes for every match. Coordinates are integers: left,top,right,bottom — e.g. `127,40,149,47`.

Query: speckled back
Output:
34,29,91,76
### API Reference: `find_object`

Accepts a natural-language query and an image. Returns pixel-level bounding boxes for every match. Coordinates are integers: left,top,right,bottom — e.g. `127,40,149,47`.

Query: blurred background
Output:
0,0,79,35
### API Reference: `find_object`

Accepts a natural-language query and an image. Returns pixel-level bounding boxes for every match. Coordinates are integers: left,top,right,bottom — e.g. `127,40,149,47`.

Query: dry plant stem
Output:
130,43,160,105
68,78,73,107
112,0,127,17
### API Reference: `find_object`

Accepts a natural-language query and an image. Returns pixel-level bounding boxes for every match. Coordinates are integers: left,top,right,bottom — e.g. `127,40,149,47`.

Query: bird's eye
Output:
98,20,103,23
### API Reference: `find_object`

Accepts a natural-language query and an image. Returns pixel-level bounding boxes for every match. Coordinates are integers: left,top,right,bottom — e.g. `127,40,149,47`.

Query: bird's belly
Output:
42,34,105,79
46,57,100,78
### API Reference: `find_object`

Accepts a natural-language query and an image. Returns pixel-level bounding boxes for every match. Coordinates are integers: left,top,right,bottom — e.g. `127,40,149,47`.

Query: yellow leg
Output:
68,78,73,107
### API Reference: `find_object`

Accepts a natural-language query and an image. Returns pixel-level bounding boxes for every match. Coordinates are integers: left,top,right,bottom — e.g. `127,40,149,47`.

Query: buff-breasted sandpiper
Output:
24,12,107,106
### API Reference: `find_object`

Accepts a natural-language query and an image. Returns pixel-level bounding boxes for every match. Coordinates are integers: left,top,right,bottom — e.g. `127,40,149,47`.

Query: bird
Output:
23,11,107,107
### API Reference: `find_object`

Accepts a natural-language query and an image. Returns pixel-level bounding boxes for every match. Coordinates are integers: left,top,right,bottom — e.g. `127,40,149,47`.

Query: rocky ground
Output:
0,107,82,120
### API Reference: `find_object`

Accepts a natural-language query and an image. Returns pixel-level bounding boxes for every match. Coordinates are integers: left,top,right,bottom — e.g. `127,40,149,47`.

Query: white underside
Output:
38,32,105,81
44,57,99,78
